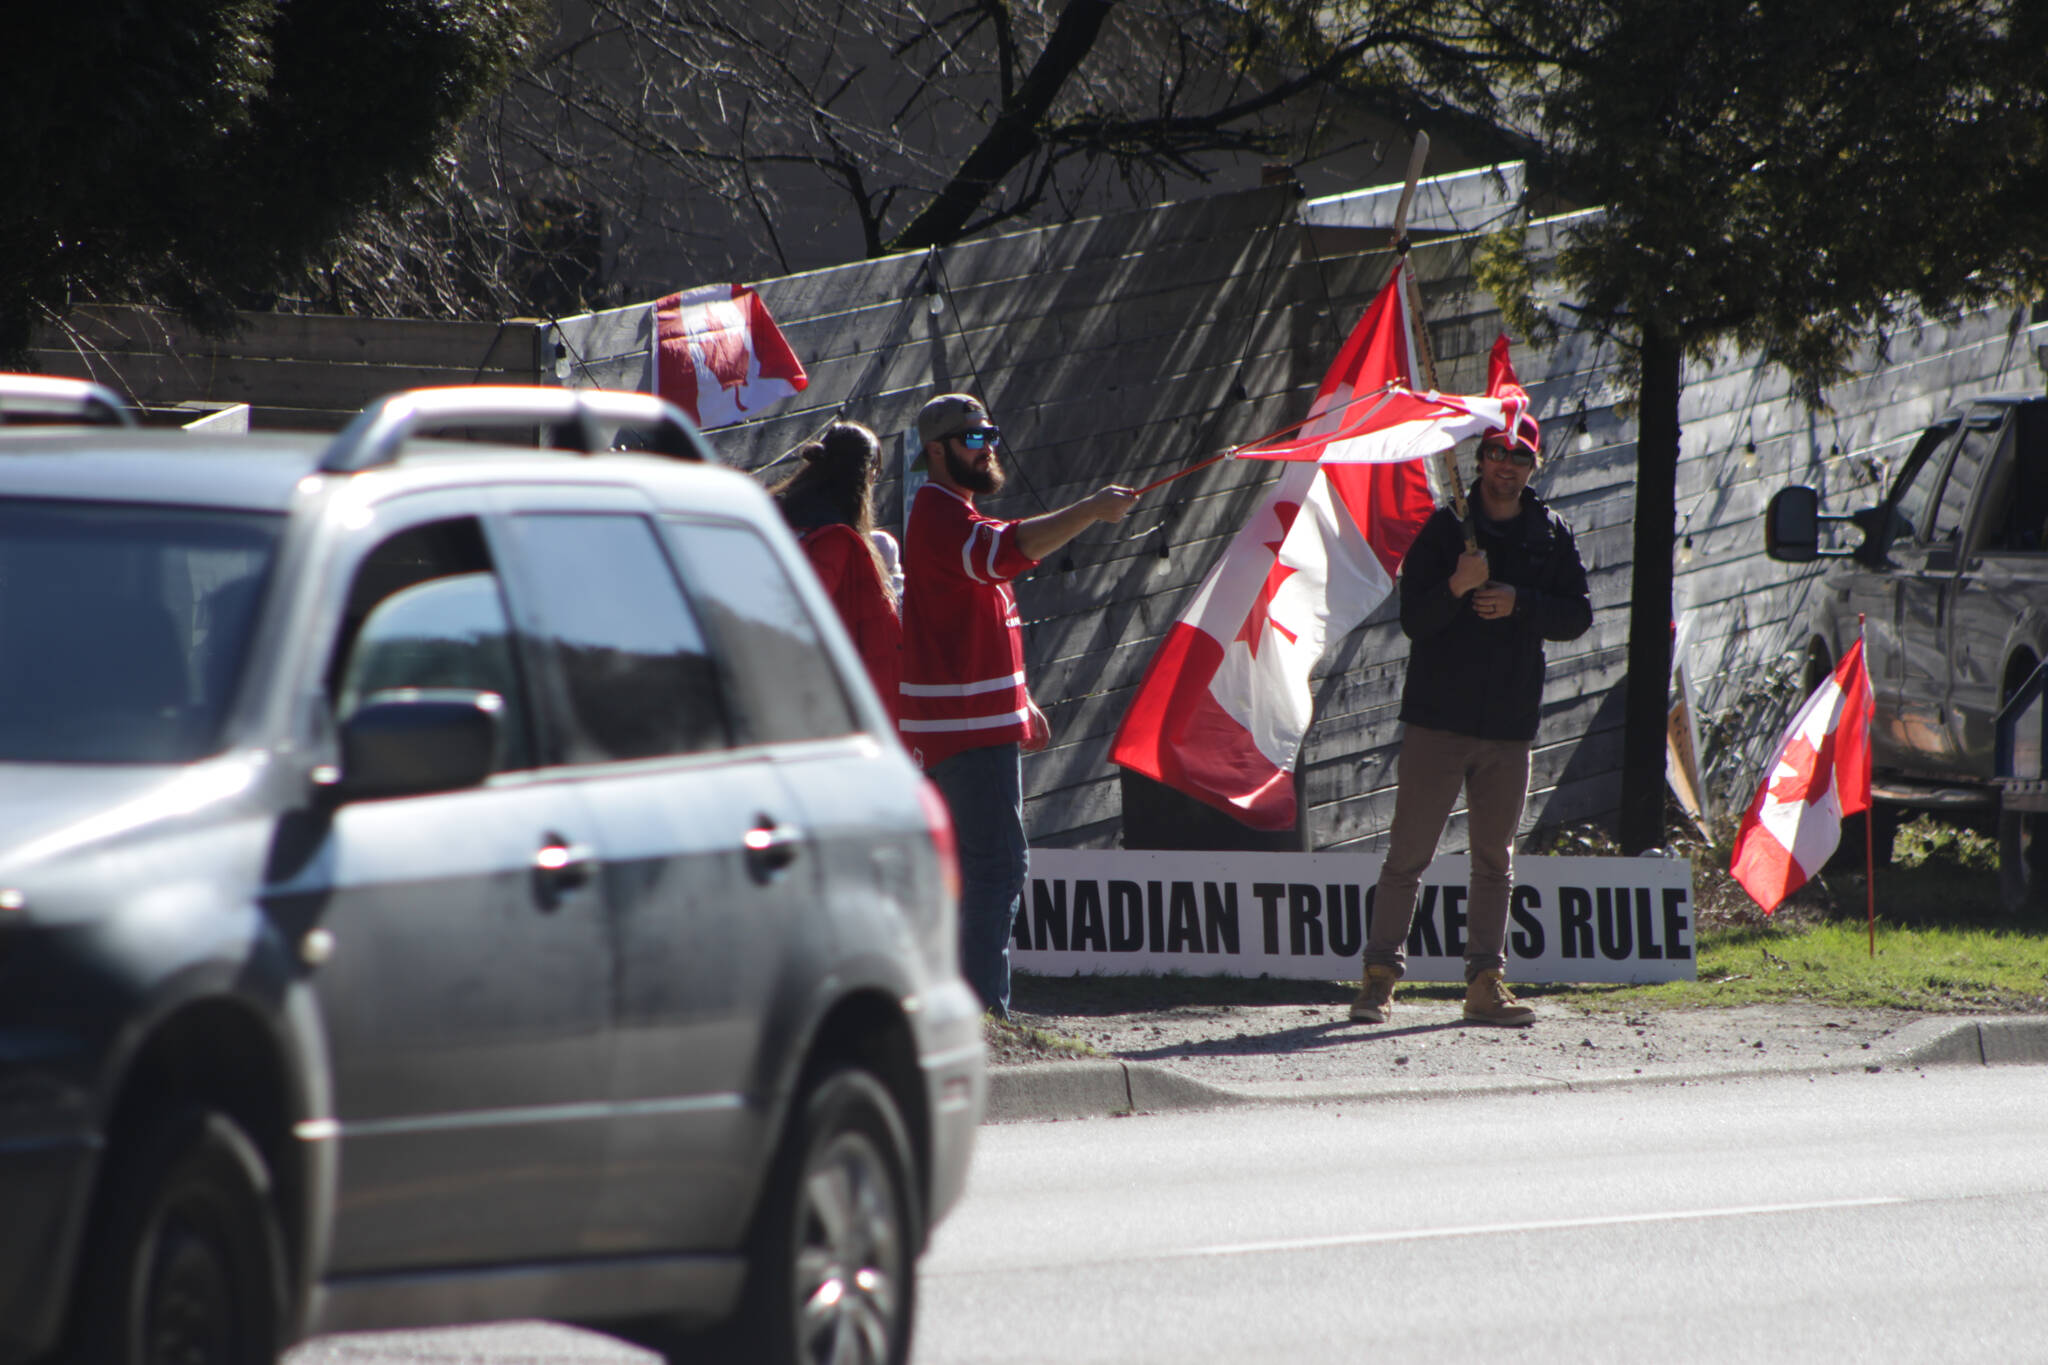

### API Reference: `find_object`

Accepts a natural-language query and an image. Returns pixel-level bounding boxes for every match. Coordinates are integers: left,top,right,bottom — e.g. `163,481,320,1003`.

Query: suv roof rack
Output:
321,385,710,474
0,374,137,428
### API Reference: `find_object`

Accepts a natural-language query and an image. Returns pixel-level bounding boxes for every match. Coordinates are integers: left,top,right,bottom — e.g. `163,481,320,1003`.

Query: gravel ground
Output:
989,973,1936,1092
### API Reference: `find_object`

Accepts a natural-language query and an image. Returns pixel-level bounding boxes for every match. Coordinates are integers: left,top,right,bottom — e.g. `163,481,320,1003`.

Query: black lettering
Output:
1442,885,1469,957
1510,885,1545,959
1596,887,1633,960
1109,880,1145,952
1254,882,1286,954
1167,882,1202,953
1071,880,1107,953
1327,884,1362,958
1288,884,1324,956
1407,885,1444,957
1662,887,1693,961
1632,887,1663,959
1204,882,1240,955
1558,886,1593,958
1028,879,1068,952
1147,881,1166,955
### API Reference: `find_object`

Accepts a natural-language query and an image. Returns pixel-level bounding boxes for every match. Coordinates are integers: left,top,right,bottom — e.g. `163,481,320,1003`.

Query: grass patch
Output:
1549,812,2048,1014
982,1012,1105,1065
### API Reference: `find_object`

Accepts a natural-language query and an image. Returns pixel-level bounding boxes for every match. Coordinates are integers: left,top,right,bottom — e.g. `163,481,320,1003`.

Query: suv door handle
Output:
533,833,595,908
744,817,804,882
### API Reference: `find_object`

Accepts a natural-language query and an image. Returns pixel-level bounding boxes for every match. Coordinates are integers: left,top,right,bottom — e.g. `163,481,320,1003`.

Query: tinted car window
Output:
0,500,278,762
664,519,859,744
1929,420,2001,546
508,513,728,762
1888,420,1955,544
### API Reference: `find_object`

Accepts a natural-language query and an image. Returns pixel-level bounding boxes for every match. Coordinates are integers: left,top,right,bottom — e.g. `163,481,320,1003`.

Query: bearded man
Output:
900,392,1136,1018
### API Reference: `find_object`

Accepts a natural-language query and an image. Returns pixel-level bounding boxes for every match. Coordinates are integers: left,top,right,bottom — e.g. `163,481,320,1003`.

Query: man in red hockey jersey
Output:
901,393,1137,1017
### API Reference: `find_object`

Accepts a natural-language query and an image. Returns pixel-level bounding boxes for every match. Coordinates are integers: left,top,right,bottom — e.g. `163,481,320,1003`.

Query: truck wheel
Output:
737,1066,920,1365
59,1106,288,1365
1999,810,2048,914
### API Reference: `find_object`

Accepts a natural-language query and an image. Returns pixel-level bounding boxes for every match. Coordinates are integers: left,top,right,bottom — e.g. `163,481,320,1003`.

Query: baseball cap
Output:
1481,410,1543,466
917,393,992,447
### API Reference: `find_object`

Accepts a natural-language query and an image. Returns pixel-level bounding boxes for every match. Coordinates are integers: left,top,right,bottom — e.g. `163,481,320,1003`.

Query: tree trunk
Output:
1618,327,1682,852
888,0,1114,253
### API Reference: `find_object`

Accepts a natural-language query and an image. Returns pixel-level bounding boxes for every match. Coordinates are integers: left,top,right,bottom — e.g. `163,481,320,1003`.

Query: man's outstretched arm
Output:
1014,486,1139,561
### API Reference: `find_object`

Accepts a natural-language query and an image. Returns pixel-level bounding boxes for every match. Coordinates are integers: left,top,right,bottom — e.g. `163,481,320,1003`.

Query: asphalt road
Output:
290,1064,2048,1364
919,1067,2048,1363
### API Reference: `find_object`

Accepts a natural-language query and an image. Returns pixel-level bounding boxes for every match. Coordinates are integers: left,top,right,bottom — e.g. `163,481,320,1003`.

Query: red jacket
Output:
898,484,1039,768
798,523,902,721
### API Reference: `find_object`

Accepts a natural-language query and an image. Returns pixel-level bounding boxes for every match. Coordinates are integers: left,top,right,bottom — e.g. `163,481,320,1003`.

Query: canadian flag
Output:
1233,384,1522,466
1730,638,1874,912
653,284,809,429
1109,266,1438,829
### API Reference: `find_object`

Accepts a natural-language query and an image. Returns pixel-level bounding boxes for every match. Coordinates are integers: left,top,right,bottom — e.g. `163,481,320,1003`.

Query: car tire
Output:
1999,809,2048,915
733,1066,921,1365
57,1106,288,1365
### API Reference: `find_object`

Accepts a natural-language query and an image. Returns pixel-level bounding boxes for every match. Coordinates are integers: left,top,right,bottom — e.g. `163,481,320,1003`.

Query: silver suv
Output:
0,380,982,1365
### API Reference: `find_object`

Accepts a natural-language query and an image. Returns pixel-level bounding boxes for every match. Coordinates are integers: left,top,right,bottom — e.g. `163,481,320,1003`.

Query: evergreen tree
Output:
1471,0,2048,849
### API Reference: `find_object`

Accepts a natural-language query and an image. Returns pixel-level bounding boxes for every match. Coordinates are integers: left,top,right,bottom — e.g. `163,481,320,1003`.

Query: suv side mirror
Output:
1764,486,1821,562
336,689,501,801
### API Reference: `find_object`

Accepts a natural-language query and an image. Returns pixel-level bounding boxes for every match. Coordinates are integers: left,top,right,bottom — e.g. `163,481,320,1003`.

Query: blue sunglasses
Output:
955,427,1001,450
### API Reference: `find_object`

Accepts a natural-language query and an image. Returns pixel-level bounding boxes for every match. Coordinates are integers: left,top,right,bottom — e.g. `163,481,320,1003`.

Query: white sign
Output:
1016,850,1696,984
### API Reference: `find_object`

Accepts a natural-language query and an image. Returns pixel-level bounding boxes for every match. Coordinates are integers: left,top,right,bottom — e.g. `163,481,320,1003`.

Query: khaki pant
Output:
1363,724,1531,979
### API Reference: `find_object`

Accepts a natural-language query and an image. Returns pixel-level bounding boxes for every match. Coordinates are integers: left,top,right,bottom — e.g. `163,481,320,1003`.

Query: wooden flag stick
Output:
1389,131,1474,546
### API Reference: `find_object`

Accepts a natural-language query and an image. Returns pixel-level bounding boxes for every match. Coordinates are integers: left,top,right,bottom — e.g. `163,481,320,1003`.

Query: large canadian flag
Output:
653,283,809,429
1110,267,1440,829
1730,638,1874,912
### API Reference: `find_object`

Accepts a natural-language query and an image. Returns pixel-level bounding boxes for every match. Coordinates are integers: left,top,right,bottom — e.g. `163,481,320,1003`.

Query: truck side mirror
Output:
1764,486,1821,562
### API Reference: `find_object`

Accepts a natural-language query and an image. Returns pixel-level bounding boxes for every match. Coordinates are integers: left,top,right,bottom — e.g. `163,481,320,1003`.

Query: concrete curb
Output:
982,1016,2048,1124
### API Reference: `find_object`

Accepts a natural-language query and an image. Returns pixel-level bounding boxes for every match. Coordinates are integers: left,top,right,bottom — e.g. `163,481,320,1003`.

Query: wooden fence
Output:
31,173,2045,855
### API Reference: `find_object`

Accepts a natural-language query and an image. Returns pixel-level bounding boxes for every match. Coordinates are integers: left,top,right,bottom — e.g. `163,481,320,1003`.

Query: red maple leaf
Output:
1235,501,1302,658
1767,731,1837,808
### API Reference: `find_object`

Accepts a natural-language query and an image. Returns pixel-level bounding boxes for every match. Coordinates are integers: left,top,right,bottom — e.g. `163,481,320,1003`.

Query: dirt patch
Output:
986,973,1934,1091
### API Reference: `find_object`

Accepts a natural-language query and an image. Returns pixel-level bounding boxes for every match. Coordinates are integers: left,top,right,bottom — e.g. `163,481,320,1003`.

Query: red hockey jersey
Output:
898,483,1040,769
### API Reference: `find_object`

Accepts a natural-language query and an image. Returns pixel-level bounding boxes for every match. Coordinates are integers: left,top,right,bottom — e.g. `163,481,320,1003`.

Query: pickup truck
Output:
1765,393,2048,911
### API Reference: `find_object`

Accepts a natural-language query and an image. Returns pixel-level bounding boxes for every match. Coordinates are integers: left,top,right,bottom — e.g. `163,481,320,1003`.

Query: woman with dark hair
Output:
770,420,902,719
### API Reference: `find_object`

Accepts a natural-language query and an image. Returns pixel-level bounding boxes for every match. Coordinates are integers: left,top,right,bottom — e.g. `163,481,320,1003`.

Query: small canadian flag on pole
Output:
1730,629,1874,918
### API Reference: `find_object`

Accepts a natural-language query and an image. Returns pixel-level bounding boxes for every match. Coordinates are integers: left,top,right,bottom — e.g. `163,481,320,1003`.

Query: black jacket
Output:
1395,484,1592,741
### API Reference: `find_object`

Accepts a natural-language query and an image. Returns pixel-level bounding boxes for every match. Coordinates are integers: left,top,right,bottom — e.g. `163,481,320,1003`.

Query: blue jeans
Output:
928,742,1027,1018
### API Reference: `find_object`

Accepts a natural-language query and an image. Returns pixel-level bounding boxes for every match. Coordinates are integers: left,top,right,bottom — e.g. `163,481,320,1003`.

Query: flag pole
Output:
1131,383,1406,495
1386,132,1473,548
1860,614,1876,958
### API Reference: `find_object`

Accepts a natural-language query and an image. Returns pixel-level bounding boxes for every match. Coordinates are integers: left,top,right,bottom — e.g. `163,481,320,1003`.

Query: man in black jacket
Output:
1353,423,1593,1026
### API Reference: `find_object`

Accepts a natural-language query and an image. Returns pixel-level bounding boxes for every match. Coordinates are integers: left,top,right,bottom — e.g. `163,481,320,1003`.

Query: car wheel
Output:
739,1067,921,1365
1999,809,2048,915
58,1107,288,1365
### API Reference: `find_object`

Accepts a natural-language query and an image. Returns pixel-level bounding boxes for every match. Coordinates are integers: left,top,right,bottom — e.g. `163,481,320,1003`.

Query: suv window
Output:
664,519,860,744
0,500,278,762
506,512,728,763
329,518,534,771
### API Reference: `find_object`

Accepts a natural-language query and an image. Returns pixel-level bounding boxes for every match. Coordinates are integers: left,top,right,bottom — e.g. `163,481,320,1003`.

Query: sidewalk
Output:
983,995,2048,1123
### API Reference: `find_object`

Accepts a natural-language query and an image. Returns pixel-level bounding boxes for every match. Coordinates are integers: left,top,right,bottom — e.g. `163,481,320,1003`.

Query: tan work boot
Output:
1350,965,1399,1023
1463,968,1536,1027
